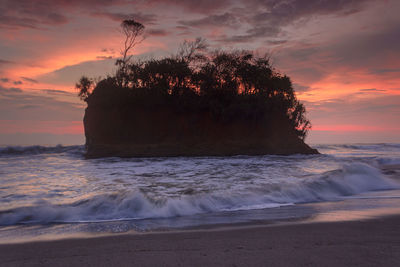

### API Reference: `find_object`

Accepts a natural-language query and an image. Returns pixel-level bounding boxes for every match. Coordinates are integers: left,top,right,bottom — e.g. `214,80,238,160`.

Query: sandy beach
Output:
1,215,399,267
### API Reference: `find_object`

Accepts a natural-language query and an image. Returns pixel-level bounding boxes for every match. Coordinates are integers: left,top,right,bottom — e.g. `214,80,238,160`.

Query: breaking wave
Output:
0,162,397,226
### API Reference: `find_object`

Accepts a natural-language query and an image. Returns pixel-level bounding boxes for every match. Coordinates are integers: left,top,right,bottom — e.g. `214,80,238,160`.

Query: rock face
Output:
83,106,318,158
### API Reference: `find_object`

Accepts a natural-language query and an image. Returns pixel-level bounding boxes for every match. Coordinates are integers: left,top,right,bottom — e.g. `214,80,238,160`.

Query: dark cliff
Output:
84,105,318,158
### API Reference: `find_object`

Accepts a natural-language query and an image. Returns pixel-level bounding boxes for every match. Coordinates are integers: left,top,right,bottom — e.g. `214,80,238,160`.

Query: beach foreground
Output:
1,215,400,267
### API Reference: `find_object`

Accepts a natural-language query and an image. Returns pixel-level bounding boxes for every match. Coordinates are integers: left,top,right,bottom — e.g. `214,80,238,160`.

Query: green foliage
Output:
80,48,311,139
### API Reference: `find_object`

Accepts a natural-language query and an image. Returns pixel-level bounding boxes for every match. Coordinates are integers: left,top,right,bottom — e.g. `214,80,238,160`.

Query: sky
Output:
0,0,399,145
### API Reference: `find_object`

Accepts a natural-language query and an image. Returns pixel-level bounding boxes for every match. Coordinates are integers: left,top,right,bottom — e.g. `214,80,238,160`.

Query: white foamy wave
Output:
0,163,397,225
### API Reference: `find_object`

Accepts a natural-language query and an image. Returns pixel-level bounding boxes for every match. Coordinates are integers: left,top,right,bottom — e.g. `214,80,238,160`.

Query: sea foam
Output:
0,162,397,225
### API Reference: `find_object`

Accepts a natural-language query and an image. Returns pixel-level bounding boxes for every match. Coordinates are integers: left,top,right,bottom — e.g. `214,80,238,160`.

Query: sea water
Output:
0,143,399,242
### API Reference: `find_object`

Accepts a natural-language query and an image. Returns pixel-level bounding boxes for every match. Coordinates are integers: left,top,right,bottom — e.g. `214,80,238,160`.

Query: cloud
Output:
91,11,157,25
146,29,169,37
0,84,84,139
21,77,38,83
19,104,40,109
38,58,116,86
359,88,386,92
100,48,116,54
265,18,400,88
41,89,74,96
324,24,400,70
212,0,376,44
212,0,374,44
267,39,288,45
0,85,22,93
370,68,400,74
0,11,68,29
304,94,400,124
0,0,126,29
146,0,233,13
179,13,238,28
248,0,373,25
0,59,14,64
96,56,113,60
293,83,310,92
37,51,170,87
0,84,83,122
0,78,9,83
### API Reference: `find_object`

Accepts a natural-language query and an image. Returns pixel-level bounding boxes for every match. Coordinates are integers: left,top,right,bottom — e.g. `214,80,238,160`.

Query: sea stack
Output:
79,50,318,158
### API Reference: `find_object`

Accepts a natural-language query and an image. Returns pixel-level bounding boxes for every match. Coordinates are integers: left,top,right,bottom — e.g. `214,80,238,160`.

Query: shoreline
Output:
84,142,319,159
2,190,400,245
1,214,400,266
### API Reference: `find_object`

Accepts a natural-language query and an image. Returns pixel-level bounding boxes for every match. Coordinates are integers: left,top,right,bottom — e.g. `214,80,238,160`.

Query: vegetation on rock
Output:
77,19,315,157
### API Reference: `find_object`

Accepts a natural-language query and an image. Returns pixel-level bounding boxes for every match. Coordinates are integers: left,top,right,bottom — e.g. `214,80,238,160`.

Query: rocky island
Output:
77,20,318,158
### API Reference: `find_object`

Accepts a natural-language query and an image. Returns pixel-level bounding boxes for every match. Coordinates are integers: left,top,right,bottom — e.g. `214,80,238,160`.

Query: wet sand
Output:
1,215,400,267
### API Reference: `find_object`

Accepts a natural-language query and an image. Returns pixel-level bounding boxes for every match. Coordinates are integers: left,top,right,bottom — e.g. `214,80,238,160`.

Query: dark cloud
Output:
0,0,375,37
293,83,310,92
266,20,400,86
215,0,374,43
0,78,9,83
179,13,238,28
0,59,14,64
249,0,372,24
146,29,169,37
0,85,22,94
287,47,321,61
216,0,373,43
267,39,288,45
176,26,189,31
91,11,157,25
13,80,22,85
19,104,40,110
100,48,116,54
21,77,38,83
359,88,386,92
326,24,400,69
217,25,282,43
42,89,74,96
279,62,327,84
370,68,400,74
96,56,113,60
0,11,68,29
175,26,192,36
0,0,125,29
146,0,233,13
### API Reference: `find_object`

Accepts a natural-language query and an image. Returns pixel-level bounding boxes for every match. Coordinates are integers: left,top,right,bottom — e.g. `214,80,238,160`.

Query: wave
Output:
315,143,400,152
0,145,84,157
0,162,397,226
377,158,400,166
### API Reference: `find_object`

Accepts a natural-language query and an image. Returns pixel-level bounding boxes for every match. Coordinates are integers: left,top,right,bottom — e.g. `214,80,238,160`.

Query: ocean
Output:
0,143,400,243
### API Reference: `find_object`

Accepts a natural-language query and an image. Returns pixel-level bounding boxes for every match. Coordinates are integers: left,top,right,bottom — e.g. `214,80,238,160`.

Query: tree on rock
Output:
116,19,145,86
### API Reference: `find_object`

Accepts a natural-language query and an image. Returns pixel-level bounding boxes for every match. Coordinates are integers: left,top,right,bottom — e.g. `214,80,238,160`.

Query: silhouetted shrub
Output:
78,48,311,140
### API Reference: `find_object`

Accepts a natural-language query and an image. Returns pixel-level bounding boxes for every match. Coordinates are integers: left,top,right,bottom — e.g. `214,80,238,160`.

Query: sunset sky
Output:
0,0,399,145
